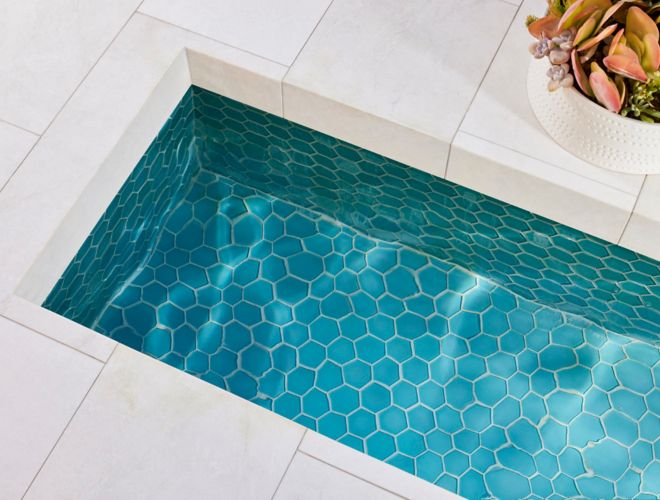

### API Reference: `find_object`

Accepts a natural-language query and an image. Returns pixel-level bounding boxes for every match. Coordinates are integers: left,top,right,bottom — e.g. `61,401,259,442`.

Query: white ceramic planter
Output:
527,57,660,174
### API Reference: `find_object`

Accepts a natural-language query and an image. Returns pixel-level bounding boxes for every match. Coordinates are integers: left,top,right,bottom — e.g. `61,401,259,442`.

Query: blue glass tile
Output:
558,446,586,476
366,432,396,461
354,336,385,365
631,441,653,470
273,393,301,419
616,359,654,394
275,277,308,305
547,392,582,424
617,469,642,498
316,362,343,392
408,405,435,433
343,360,371,389
540,418,567,455
416,451,443,482
227,371,257,399
611,389,647,419
578,477,616,498
463,404,490,432
299,341,325,368
584,439,629,480
259,369,285,398
329,386,359,414
508,419,542,454
457,355,486,379
485,468,531,500
143,328,171,358
396,313,426,340
641,462,660,493
302,389,329,418
348,409,377,436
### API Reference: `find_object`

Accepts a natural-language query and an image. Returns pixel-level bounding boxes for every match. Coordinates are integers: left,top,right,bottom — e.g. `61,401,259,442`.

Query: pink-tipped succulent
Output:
527,0,660,121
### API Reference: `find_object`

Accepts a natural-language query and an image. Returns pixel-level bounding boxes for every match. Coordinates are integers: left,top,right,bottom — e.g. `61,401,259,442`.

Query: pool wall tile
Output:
192,87,660,343
44,88,200,327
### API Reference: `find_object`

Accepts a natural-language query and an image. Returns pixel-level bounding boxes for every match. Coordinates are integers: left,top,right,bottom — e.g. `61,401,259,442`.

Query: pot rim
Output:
534,58,660,129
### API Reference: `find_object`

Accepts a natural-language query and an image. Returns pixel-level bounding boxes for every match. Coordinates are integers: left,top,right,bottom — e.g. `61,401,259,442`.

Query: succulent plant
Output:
528,0,660,121
622,70,660,120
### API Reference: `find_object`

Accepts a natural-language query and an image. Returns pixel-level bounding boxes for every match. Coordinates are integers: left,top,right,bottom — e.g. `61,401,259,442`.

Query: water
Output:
44,87,660,499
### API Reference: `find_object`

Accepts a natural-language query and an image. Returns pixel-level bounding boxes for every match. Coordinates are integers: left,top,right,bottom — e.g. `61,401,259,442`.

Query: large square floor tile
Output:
284,0,517,171
0,316,102,499
0,0,141,133
139,0,332,65
24,345,305,500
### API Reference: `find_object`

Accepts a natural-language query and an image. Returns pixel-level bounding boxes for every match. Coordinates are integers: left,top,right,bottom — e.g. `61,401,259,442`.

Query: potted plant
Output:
526,0,660,173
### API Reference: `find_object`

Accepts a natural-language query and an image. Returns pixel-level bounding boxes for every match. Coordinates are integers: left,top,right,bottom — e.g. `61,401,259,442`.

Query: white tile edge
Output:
299,432,460,500
0,294,117,362
451,131,637,211
15,50,193,306
447,131,636,243
282,81,450,179
187,47,287,117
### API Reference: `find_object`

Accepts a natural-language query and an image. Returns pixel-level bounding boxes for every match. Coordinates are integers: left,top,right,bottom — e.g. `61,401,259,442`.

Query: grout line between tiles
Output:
0,117,40,137
20,344,118,499
270,428,308,499
444,1,522,179
137,12,288,68
0,2,145,194
297,449,407,499
0,312,112,363
281,0,335,117
617,174,647,244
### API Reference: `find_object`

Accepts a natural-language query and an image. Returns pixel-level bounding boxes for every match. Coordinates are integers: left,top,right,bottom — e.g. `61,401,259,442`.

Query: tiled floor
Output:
0,0,658,498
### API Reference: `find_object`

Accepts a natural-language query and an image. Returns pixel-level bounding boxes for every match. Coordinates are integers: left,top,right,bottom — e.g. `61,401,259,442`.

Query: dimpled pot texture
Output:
527,57,660,174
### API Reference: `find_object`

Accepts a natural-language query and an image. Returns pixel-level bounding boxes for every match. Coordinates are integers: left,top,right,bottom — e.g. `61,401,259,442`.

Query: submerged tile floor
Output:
43,87,660,498
49,167,660,498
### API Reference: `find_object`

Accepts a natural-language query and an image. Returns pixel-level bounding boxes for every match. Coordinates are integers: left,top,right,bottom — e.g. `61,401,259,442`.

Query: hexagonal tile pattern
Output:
44,87,660,498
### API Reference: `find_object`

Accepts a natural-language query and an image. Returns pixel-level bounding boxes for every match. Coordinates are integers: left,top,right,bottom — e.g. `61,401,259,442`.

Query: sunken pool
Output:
45,86,660,499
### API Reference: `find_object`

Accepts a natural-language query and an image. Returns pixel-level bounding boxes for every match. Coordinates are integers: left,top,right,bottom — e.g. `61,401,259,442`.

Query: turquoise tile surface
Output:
44,87,660,499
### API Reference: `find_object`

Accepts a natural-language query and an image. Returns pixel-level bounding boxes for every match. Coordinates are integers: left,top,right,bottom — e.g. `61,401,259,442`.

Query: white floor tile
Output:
274,452,399,500
24,345,305,500
299,432,458,500
139,0,332,65
0,121,37,189
0,316,102,499
284,0,516,147
0,0,141,134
